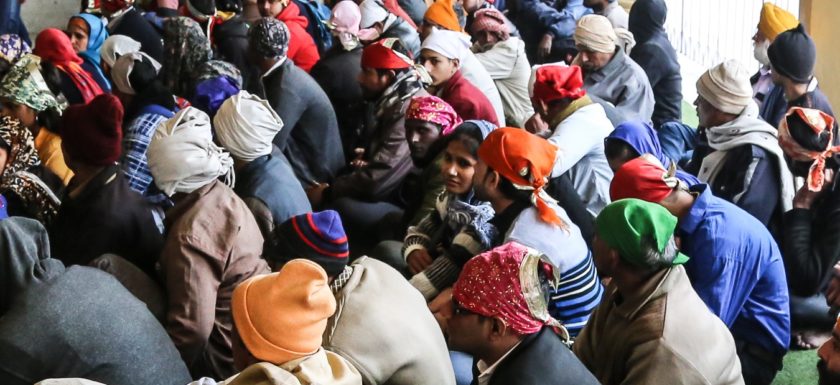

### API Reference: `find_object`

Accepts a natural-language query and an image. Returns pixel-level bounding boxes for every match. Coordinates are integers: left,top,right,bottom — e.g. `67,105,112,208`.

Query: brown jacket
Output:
161,180,270,379
574,265,744,385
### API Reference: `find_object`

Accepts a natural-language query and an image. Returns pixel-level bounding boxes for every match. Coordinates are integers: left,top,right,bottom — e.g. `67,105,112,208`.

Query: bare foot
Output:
792,329,832,350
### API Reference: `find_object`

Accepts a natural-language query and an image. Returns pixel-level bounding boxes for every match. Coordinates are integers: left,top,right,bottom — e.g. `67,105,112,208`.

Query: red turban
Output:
610,155,681,203
453,242,565,336
477,127,563,226
60,94,124,166
532,65,586,103
361,38,414,70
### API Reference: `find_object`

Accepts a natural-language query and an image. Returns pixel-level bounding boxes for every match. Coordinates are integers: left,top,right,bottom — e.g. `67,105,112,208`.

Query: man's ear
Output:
487,169,501,191
489,316,510,340
452,58,461,70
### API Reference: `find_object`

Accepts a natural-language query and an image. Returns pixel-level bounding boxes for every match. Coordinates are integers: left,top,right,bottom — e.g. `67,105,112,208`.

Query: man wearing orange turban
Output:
751,2,798,110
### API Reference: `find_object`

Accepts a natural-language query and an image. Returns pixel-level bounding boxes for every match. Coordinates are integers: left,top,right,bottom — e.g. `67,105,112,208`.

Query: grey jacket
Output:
581,48,655,122
0,218,191,385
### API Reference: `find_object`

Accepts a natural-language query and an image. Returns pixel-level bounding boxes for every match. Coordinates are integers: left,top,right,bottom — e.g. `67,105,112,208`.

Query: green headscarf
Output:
0,54,62,113
595,198,689,268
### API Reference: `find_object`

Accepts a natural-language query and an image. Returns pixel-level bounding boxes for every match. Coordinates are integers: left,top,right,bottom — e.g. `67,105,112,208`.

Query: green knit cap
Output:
595,198,689,268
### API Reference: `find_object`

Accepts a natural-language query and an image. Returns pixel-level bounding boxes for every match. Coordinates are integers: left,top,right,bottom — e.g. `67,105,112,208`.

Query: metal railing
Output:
664,0,800,72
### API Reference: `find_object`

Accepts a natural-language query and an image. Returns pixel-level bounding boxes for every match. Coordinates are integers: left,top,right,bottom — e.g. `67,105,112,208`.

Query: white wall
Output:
20,0,79,42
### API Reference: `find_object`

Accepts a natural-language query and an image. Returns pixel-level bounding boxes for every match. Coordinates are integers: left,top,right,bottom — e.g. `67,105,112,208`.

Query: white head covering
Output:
421,28,471,61
110,51,162,95
696,59,753,115
614,27,636,54
359,0,397,31
214,91,284,162
148,107,235,196
574,15,618,54
100,35,142,68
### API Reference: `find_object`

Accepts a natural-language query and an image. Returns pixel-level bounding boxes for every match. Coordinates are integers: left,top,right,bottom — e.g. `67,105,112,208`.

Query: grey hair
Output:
638,234,679,270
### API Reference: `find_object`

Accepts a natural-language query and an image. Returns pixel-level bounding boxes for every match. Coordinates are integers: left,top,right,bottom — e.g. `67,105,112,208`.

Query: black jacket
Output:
108,8,164,62
49,165,163,277
470,327,600,385
261,60,345,186
628,0,682,127
213,16,261,93
310,45,364,158
783,175,840,296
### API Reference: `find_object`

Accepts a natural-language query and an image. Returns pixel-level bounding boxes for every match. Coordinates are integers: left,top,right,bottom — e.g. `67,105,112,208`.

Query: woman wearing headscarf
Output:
214,91,311,243
778,107,840,349
100,34,141,75
0,116,61,226
32,28,104,105
0,54,73,185
147,106,268,379
0,33,30,79
67,13,112,92
604,120,700,185
110,51,177,202
162,17,212,99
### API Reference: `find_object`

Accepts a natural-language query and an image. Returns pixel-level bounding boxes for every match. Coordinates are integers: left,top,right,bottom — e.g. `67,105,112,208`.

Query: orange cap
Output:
232,259,336,364
758,3,798,41
424,0,463,32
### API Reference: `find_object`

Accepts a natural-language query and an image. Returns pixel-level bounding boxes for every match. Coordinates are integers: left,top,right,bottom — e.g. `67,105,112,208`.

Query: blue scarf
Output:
73,13,111,91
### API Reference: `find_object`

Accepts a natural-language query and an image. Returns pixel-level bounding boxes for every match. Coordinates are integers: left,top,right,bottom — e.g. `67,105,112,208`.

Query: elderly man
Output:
248,18,345,189
573,14,654,121
530,65,613,215
762,23,836,127
421,28,504,125
472,128,603,337
575,198,743,384
213,91,311,242
751,3,798,110
148,106,270,379
686,59,793,234
446,242,600,384
267,210,456,385
469,8,534,127
611,156,790,385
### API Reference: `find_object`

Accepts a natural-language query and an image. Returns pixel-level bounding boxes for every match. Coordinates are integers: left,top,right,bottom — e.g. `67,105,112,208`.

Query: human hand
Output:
793,169,834,209
407,249,434,275
429,287,453,333
305,183,329,208
524,113,550,137
538,33,554,61
350,147,368,169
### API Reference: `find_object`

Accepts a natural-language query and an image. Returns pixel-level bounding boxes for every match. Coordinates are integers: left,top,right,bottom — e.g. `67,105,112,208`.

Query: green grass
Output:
773,350,819,384
681,101,699,128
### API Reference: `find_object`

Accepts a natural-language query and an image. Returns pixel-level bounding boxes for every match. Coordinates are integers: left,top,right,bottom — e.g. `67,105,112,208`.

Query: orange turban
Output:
477,128,564,226
424,0,463,32
232,259,336,365
758,3,798,41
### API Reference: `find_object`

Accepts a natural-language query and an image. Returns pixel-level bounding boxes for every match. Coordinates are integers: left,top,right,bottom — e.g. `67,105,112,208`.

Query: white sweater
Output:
474,37,535,128
461,50,507,126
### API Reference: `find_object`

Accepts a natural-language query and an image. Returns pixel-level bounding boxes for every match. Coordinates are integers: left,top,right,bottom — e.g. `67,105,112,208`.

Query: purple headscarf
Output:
606,120,700,185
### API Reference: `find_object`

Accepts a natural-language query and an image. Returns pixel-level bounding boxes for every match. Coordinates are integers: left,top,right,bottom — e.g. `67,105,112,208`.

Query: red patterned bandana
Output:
778,107,839,191
405,95,463,135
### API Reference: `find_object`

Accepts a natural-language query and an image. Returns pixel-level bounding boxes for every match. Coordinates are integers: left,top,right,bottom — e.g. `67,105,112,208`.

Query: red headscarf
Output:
610,155,681,203
406,95,463,135
532,65,586,103
470,8,509,39
453,242,565,336
33,28,103,103
101,0,131,14
477,127,563,226
778,107,839,192
361,38,414,69
383,0,419,31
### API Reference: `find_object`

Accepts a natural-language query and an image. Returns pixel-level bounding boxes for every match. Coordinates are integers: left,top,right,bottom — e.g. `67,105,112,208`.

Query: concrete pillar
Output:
800,0,840,108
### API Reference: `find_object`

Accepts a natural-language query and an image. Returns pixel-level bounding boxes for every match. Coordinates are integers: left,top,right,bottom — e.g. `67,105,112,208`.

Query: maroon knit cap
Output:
60,94,124,166
470,8,509,40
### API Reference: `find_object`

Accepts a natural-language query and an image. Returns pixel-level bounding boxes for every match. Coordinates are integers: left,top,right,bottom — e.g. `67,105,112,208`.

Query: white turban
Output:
574,15,618,54
213,91,284,162
101,35,142,68
421,28,471,61
696,59,753,115
111,52,162,95
148,107,235,196
359,0,397,30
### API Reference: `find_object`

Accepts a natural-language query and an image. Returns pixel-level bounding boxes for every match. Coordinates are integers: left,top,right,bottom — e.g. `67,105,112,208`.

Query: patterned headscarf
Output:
162,17,212,98
249,18,290,59
0,54,62,113
405,95,463,135
779,107,839,191
195,60,243,89
0,34,31,65
470,8,509,40
0,116,60,224
453,242,568,340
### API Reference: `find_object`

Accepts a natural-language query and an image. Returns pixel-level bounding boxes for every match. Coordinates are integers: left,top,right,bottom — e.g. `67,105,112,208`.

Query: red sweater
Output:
439,70,499,126
275,1,320,72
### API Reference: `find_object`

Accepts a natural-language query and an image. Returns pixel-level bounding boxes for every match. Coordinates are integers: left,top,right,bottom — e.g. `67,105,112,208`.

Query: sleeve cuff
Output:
403,244,427,261
410,272,440,301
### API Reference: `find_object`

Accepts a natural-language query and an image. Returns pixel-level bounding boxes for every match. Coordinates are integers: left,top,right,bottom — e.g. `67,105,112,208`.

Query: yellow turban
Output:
758,3,798,41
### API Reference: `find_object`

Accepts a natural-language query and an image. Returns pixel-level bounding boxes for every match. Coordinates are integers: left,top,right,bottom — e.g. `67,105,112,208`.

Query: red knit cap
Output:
610,155,679,203
477,127,563,226
60,94,124,166
532,65,586,103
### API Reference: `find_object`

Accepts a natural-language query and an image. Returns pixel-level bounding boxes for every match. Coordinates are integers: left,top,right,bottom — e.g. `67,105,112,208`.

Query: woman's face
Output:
0,99,37,130
67,18,90,54
441,139,477,195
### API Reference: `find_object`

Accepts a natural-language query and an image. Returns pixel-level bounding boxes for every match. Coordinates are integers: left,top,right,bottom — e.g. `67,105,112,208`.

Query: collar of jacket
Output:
587,47,625,83
678,184,712,236
549,94,593,127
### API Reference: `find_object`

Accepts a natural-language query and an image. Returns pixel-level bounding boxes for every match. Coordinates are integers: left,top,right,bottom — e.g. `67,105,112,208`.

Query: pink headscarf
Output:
405,95,463,135
453,242,566,337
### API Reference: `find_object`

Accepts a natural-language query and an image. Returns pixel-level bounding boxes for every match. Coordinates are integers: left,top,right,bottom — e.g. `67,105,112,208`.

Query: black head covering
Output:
628,0,667,43
768,24,816,84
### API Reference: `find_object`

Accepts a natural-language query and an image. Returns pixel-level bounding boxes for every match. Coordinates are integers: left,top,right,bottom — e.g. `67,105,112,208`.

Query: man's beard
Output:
753,39,771,67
